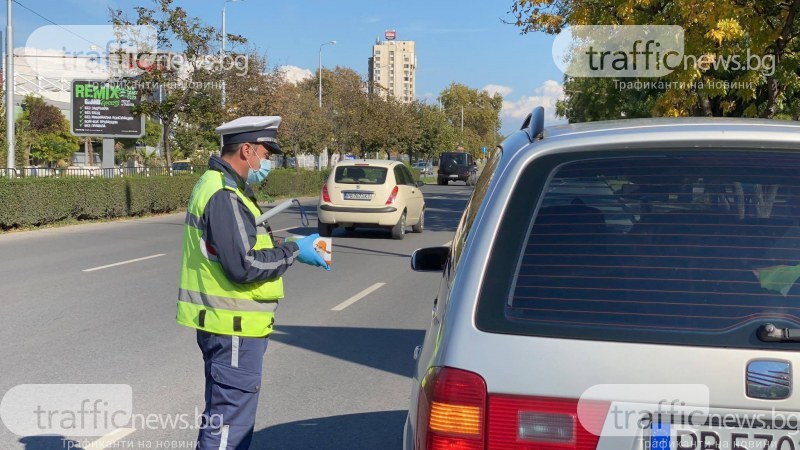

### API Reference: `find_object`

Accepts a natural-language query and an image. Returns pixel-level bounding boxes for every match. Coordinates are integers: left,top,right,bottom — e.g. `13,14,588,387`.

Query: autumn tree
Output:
274,77,331,167
438,83,502,157
110,0,232,166
509,0,800,121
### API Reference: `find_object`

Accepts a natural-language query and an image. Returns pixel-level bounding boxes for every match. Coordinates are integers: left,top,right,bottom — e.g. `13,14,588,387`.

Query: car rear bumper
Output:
318,204,402,226
319,205,398,213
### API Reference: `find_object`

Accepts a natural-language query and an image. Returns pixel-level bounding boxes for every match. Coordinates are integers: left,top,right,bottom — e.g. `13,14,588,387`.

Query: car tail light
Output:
386,186,399,205
321,183,331,203
488,395,609,449
415,367,486,450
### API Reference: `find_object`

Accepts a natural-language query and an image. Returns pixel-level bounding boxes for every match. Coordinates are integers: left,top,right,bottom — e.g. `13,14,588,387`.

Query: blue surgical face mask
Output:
246,149,272,184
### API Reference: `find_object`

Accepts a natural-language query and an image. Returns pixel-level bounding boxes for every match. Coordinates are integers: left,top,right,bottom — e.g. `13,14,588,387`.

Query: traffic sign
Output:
71,80,144,138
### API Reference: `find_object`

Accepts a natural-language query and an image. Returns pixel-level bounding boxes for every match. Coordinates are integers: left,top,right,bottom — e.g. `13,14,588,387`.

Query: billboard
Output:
385,30,396,41
70,80,144,138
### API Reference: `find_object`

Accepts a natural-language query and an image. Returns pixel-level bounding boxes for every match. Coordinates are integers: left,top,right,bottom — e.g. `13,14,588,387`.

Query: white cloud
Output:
482,84,513,97
500,80,565,127
278,65,313,84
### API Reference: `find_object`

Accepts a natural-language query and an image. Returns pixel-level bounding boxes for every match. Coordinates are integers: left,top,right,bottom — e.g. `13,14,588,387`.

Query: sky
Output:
3,0,566,136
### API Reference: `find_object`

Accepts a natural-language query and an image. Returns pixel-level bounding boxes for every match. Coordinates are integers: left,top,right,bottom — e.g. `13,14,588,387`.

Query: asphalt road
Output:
0,182,474,450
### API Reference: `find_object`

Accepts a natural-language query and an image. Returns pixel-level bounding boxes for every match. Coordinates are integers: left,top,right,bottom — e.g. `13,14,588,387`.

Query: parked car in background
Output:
437,151,477,185
405,108,800,450
413,161,433,176
318,159,425,239
171,160,193,174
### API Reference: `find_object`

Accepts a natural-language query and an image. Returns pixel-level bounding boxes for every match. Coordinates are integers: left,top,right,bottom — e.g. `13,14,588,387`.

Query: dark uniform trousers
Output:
195,330,269,450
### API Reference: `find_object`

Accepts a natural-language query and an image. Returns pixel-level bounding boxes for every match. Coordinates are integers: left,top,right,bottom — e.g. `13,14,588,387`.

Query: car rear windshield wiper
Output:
757,323,800,342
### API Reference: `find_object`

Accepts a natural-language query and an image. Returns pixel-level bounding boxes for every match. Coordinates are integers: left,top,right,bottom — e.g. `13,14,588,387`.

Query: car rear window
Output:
334,166,387,185
441,153,469,166
478,151,800,349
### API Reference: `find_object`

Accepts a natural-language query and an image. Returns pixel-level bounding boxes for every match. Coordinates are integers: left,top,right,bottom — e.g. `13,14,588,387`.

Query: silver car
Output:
405,108,800,450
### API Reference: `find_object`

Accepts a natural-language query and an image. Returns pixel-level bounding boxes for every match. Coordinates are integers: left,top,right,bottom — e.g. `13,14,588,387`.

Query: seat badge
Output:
747,360,791,399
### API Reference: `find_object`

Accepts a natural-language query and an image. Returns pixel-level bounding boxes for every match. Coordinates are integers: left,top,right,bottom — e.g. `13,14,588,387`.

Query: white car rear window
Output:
334,166,387,185
479,151,800,348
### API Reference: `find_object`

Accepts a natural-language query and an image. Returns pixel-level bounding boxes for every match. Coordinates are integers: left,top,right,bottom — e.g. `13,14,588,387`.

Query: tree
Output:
16,95,79,167
438,83,502,157
274,78,330,167
324,67,369,165
414,103,458,162
508,0,800,121
111,0,227,166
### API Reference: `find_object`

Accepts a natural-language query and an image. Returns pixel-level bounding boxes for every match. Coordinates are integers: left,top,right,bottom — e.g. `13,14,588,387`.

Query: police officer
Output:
176,116,329,450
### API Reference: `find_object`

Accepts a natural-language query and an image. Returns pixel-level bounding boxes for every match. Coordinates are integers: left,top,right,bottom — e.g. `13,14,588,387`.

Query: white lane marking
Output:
84,427,136,449
83,254,165,272
272,226,293,233
332,282,386,311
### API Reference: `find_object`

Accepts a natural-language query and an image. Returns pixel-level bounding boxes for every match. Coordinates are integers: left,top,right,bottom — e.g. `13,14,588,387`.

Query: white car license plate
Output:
449,174,458,179
646,422,799,450
343,192,373,201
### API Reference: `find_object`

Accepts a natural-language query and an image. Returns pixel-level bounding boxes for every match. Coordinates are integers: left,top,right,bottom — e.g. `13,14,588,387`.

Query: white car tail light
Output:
488,395,609,449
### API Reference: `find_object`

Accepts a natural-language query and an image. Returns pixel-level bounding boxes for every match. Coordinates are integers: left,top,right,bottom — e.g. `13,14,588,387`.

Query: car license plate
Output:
449,174,458,179
343,191,373,201
645,422,800,450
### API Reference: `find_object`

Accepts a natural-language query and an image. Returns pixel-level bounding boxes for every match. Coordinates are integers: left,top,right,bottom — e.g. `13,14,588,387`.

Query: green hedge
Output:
0,175,199,229
251,168,330,199
0,168,339,230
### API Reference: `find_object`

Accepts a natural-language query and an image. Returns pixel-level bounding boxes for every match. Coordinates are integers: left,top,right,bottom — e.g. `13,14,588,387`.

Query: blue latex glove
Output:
295,233,330,270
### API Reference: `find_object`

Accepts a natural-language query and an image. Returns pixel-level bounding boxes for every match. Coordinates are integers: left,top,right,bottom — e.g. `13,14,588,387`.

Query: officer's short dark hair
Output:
220,142,245,157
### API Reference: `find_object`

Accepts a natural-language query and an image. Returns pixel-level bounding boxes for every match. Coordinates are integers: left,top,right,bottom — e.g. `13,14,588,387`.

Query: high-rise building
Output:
368,31,416,103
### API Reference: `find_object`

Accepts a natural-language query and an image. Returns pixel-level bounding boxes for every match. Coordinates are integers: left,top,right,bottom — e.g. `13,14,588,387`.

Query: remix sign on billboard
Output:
71,80,144,138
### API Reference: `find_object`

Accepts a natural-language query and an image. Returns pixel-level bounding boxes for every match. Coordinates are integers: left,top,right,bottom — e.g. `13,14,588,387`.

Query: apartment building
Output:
368,35,416,103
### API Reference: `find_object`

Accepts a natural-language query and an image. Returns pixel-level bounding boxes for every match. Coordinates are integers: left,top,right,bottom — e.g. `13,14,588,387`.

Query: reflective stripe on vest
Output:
176,170,283,337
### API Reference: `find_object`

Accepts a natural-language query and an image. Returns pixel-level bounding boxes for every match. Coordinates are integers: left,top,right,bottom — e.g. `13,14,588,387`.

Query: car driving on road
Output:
437,151,477,186
318,159,425,239
405,108,800,450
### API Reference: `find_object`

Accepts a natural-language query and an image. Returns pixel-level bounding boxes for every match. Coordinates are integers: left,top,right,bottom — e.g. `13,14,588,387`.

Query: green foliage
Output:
16,95,79,166
250,168,331,199
0,175,199,229
509,0,800,120
438,83,502,157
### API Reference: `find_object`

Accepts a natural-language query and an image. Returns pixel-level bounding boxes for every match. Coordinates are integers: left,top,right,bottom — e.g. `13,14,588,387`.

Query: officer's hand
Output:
295,233,330,270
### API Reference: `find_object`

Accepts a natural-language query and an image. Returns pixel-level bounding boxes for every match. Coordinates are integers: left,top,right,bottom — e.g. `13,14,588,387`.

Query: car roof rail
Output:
520,106,545,142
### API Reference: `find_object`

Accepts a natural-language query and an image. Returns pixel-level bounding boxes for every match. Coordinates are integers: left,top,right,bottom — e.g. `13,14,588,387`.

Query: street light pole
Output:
221,0,243,110
5,0,14,174
318,40,336,108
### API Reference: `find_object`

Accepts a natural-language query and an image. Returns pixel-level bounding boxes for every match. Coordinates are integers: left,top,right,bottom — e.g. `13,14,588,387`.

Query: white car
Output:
413,161,433,175
317,160,425,240
405,108,800,450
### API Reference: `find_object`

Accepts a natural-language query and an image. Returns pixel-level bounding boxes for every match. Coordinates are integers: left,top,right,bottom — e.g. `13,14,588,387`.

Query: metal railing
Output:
0,166,202,179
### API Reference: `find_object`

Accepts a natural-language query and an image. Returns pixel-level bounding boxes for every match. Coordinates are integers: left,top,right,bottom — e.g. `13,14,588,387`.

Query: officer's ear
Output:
239,142,254,160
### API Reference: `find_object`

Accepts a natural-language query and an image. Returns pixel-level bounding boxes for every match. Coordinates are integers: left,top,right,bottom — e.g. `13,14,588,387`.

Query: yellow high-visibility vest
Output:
176,170,284,337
